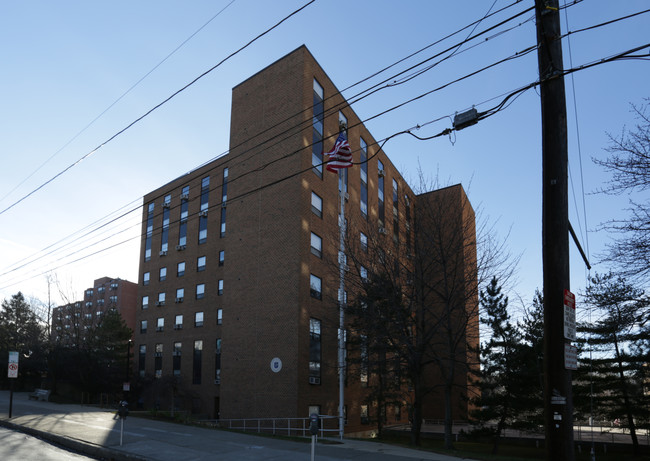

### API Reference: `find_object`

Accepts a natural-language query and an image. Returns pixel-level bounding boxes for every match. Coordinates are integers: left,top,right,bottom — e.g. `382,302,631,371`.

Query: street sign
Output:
8,362,18,378
563,289,576,341
564,343,577,370
7,351,18,379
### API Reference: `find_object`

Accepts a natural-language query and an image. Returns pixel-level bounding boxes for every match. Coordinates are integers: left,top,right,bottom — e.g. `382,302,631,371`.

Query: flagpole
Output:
337,167,346,441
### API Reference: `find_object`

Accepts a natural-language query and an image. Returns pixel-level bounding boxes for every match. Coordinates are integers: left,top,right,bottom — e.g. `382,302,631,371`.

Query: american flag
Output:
325,133,353,172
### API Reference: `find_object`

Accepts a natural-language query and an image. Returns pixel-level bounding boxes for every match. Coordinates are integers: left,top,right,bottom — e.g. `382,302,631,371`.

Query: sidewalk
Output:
0,391,471,461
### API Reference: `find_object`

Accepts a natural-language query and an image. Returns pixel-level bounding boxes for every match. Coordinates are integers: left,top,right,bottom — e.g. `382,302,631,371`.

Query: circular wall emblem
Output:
270,357,282,373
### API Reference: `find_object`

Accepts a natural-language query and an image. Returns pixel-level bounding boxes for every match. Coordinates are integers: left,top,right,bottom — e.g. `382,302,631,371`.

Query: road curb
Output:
0,418,148,461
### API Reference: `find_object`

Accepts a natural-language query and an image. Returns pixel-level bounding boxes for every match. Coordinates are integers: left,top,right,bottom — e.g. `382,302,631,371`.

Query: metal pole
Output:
9,379,14,419
338,169,346,441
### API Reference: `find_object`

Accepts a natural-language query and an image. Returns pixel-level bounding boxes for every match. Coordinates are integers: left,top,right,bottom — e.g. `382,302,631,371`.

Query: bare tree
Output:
344,179,515,447
594,99,650,282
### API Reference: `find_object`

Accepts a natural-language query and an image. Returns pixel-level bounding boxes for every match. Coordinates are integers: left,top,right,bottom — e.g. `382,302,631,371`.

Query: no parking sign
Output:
7,351,18,378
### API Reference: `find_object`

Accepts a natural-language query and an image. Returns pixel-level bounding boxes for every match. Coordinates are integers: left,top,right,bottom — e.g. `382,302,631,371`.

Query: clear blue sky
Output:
0,0,647,313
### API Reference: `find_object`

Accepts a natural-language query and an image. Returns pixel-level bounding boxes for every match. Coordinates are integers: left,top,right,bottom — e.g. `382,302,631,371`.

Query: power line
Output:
0,1,238,207
4,41,645,293
3,4,645,292
0,0,316,218
1,3,535,286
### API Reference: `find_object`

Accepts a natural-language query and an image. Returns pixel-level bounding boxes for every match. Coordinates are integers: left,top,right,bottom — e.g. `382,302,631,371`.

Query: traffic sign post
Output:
7,351,18,418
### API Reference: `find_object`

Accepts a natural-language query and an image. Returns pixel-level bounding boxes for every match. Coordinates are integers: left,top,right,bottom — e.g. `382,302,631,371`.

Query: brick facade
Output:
134,45,478,432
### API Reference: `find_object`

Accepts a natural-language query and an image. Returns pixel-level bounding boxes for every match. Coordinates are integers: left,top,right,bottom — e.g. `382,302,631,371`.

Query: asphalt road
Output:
0,391,468,461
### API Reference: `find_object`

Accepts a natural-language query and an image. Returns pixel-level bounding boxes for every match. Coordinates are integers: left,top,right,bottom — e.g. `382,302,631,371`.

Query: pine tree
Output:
0,292,46,389
473,278,541,454
575,272,650,455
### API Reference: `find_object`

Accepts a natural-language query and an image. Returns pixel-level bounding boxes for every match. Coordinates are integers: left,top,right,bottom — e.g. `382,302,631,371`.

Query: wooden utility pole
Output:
535,1,574,460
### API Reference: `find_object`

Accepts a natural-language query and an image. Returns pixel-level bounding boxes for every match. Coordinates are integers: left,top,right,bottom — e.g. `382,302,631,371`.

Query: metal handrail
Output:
199,415,339,438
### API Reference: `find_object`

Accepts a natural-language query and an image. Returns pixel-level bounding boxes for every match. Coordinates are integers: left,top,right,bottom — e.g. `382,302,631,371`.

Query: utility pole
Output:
535,1,574,460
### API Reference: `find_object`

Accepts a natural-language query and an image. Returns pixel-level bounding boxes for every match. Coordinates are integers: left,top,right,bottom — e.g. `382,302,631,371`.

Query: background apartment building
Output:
135,45,477,431
52,276,137,344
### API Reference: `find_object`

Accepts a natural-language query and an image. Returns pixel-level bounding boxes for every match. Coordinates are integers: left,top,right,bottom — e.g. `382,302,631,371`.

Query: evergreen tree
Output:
516,290,545,428
0,292,46,389
472,278,539,454
575,272,650,455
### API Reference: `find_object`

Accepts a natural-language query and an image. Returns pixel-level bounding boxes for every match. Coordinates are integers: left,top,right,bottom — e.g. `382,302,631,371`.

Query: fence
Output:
200,415,340,438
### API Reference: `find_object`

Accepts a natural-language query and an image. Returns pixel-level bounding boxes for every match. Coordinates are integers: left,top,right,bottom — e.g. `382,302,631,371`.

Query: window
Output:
173,342,182,376
198,177,209,244
161,200,170,252
361,405,369,425
218,279,223,296
157,292,166,305
312,79,324,177
393,179,399,242
360,266,368,281
179,186,189,246
154,343,163,378
215,339,222,385
311,192,322,218
196,283,205,300
197,256,206,272
145,202,154,261
378,160,385,228
220,207,226,238
219,250,225,266
109,295,118,304
193,340,203,384
195,311,204,327
310,232,322,258
200,176,210,210
85,289,93,298
142,296,149,309
177,261,185,277
138,345,146,378
360,138,368,218
310,274,322,300
175,314,183,330
156,317,164,332
198,216,208,244
140,320,147,334
361,335,369,386
217,308,223,325
222,168,228,203
97,286,105,296
159,267,167,281
308,405,321,422
176,288,184,302
309,318,321,384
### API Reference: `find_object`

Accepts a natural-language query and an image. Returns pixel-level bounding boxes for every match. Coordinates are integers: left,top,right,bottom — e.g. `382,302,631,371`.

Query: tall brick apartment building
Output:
135,45,478,431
